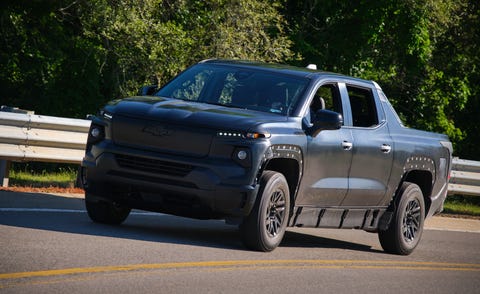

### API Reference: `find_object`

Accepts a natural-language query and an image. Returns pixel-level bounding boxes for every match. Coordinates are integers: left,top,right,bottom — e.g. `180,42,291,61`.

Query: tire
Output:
85,193,131,225
378,182,425,255
240,171,290,252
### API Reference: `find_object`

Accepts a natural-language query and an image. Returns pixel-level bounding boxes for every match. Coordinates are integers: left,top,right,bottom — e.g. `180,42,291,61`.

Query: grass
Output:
8,168,78,188
443,195,480,217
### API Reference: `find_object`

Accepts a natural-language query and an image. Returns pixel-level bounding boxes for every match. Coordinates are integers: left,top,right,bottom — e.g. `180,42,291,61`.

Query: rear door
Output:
340,84,394,206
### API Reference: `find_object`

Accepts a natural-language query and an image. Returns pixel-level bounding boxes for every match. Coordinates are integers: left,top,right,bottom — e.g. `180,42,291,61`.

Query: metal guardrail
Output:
0,111,90,163
0,111,479,195
0,111,90,186
448,158,480,196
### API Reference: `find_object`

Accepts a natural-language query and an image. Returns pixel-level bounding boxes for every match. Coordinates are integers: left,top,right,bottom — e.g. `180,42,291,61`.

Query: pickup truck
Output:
81,59,453,255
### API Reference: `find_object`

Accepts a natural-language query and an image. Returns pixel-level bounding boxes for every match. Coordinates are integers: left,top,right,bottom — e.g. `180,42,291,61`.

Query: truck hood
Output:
105,96,286,158
106,96,287,130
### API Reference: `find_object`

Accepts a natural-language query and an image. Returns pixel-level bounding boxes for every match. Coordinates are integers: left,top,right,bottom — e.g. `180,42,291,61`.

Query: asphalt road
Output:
1,191,479,293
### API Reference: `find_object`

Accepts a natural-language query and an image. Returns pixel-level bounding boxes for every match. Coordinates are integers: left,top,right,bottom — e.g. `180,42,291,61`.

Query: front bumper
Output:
82,146,260,220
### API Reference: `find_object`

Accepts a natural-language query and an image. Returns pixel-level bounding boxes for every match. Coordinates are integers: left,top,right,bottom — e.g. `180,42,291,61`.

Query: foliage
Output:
1,0,293,112
284,0,479,156
444,0,480,160
79,0,294,97
0,0,104,118
0,0,479,159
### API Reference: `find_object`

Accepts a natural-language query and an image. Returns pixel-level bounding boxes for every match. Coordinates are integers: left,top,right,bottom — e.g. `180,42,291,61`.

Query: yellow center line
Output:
1,259,479,280
210,265,480,273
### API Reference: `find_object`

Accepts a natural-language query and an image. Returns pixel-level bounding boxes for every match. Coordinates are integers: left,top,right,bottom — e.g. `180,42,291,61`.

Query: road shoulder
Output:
425,216,480,233
1,190,480,233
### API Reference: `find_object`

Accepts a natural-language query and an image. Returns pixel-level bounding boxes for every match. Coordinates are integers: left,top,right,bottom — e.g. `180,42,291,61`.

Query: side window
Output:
347,85,378,127
309,83,343,122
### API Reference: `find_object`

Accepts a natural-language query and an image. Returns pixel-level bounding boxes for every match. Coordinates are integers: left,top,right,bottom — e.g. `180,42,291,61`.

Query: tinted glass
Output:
156,64,309,115
347,85,378,127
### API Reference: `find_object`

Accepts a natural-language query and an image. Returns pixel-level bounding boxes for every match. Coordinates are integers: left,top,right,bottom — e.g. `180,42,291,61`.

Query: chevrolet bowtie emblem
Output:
143,125,174,137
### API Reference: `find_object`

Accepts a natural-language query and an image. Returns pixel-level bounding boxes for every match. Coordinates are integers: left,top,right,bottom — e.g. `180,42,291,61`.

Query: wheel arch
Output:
264,158,300,202
390,156,436,215
260,145,303,215
399,170,434,215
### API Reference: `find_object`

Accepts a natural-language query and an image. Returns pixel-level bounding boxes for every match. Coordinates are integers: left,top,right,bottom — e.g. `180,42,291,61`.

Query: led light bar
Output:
217,131,271,139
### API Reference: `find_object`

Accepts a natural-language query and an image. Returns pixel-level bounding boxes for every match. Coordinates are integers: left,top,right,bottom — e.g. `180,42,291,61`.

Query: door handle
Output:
381,144,392,153
342,141,353,151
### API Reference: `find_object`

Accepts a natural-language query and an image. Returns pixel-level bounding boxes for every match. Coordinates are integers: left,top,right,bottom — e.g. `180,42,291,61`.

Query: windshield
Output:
156,64,309,116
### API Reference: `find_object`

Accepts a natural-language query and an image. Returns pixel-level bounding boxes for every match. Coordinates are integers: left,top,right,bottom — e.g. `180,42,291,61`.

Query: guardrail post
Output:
1,106,29,187
0,160,11,187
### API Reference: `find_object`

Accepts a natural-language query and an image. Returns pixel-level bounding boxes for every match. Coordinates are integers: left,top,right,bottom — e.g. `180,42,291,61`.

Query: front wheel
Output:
85,193,131,225
240,171,290,252
378,182,425,255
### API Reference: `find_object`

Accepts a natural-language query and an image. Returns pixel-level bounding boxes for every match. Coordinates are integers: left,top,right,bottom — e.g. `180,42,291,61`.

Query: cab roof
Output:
199,59,375,86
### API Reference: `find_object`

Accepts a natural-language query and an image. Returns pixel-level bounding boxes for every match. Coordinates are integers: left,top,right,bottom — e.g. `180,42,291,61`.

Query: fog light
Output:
237,150,248,160
232,148,251,168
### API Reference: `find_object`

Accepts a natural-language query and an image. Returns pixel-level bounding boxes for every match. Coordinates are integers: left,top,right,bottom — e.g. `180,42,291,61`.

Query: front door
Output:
296,83,353,207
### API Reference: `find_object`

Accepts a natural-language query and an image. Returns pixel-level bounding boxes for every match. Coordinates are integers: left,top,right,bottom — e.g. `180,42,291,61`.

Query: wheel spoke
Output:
275,214,282,225
402,199,422,243
408,227,414,241
264,189,286,237
412,218,419,229
273,220,279,233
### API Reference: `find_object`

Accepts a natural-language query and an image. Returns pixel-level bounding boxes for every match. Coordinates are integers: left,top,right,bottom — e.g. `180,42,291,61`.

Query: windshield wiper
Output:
204,101,246,109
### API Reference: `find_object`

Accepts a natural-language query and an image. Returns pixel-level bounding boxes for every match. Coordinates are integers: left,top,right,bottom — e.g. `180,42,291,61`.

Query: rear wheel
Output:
240,171,290,252
85,193,131,225
378,182,425,255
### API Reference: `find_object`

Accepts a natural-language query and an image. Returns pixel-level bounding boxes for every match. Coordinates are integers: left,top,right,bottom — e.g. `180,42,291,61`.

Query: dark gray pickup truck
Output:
82,59,452,255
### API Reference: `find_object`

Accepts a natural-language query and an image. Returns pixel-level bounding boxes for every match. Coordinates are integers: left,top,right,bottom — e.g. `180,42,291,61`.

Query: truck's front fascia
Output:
82,113,271,220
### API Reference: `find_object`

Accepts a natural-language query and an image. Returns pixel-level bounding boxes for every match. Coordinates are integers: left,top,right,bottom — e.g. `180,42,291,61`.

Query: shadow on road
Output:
0,191,379,253
282,231,381,253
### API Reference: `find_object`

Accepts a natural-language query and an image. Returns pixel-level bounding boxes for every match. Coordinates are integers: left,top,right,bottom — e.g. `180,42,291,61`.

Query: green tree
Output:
0,0,103,118
284,0,478,156
1,0,294,115
173,0,295,62
79,0,295,96
445,0,480,160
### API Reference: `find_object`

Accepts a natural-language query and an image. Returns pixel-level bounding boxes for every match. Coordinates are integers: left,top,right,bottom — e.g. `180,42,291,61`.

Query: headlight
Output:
217,131,271,139
244,132,271,139
90,127,101,138
87,124,105,145
217,131,243,138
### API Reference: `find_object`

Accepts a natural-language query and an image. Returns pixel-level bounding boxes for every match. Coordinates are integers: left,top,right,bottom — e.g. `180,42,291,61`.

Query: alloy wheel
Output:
402,199,421,243
265,190,286,237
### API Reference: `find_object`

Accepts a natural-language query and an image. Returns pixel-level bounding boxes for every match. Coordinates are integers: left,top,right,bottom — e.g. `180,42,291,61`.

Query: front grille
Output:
112,115,213,158
116,154,194,177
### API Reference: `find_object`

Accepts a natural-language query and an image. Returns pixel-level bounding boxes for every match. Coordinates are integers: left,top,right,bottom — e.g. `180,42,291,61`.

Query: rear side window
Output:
347,85,378,127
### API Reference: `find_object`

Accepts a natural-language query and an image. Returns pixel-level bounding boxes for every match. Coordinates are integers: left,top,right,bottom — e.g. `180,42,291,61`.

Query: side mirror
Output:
138,85,158,96
309,109,343,137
